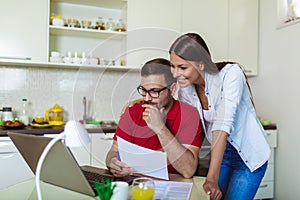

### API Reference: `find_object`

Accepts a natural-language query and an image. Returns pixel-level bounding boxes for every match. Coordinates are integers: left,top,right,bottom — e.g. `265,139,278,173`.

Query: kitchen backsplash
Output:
0,65,140,123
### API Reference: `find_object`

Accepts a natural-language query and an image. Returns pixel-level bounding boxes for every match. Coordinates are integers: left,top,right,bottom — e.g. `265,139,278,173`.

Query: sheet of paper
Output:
153,180,193,200
117,136,169,180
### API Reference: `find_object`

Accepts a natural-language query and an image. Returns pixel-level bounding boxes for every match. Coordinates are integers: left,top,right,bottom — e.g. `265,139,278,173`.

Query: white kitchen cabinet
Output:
255,129,277,200
126,0,182,67
228,0,259,76
0,137,34,189
90,133,114,169
181,0,258,76
181,0,229,63
0,0,48,62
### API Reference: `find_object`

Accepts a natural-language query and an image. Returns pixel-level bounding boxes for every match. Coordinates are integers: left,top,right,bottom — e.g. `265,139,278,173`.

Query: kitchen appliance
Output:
45,104,64,126
1,107,14,121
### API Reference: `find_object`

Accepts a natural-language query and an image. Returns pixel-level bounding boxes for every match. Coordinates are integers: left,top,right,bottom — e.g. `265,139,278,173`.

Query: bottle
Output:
106,18,115,31
19,98,29,125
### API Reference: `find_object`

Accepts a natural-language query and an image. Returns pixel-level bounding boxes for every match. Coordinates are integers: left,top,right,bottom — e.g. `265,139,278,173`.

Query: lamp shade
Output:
64,120,91,147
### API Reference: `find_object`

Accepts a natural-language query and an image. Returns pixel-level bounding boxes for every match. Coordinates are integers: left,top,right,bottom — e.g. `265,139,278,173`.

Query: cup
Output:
110,181,129,200
35,116,45,123
131,177,155,200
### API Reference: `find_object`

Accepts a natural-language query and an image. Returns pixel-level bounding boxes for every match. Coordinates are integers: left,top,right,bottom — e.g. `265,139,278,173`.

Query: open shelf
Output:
49,25,126,39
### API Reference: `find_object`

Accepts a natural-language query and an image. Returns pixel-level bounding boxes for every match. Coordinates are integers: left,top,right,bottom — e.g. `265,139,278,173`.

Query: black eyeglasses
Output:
137,84,172,98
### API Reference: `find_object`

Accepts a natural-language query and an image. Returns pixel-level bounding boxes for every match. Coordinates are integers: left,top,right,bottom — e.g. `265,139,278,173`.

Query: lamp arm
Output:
35,132,66,200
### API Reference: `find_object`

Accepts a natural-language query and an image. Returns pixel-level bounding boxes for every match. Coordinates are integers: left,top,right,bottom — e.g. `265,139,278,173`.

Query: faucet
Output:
83,96,87,124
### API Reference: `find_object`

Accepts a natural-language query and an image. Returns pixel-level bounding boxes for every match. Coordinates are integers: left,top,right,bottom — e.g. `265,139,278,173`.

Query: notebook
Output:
7,132,135,197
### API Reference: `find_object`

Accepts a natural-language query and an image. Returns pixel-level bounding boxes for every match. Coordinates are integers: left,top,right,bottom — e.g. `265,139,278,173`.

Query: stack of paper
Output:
117,136,168,180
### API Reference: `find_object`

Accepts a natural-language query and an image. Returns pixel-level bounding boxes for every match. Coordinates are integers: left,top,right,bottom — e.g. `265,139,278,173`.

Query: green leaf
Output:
94,179,116,200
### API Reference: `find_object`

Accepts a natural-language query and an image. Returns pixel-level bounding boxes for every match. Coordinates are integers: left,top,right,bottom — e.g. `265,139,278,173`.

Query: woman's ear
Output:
198,61,205,71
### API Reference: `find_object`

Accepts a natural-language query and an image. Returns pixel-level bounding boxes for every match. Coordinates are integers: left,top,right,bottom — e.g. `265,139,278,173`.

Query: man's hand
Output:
142,104,166,133
107,157,133,177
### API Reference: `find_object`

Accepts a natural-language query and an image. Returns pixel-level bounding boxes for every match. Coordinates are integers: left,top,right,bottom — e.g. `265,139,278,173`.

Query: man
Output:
106,58,203,178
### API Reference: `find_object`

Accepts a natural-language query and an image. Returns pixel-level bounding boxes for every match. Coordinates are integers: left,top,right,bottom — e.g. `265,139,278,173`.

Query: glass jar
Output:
115,19,126,32
96,17,105,30
106,18,115,31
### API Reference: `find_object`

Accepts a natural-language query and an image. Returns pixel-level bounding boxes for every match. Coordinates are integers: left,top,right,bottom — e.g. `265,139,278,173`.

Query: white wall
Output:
249,0,300,199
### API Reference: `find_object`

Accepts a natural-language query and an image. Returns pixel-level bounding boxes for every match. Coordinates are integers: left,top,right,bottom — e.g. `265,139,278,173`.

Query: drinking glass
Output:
131,177,155,200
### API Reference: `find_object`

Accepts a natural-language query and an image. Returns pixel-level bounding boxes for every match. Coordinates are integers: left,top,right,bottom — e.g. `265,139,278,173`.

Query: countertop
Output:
0,125,117,137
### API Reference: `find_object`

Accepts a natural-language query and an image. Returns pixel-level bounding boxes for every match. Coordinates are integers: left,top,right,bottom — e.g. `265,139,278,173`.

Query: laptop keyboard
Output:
81,169,115,186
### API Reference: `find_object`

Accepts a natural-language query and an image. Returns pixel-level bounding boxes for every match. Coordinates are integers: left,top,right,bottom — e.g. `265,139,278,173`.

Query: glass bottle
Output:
106,18,115,31
19,98,29,125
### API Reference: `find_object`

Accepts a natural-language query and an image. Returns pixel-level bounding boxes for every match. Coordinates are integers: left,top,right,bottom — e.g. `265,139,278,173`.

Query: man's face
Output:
141,74,172,108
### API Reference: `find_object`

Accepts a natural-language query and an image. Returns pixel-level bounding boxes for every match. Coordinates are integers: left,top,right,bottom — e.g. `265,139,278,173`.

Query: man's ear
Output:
170,82,178,96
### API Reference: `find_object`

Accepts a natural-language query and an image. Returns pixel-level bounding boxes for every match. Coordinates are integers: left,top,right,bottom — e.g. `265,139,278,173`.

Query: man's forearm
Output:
157,126,199,178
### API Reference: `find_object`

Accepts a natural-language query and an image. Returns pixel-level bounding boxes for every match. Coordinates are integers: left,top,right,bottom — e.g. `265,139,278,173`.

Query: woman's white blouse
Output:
179,64,270,172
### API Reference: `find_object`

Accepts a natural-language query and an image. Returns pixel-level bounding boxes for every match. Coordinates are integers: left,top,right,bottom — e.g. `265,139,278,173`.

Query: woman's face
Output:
170,52,203,88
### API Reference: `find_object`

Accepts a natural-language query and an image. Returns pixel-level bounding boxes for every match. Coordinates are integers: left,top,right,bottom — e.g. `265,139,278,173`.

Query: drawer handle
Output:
259,184,268,188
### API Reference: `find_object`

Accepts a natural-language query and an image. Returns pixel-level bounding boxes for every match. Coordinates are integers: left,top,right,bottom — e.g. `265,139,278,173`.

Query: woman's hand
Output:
203,179,222,200
120,98,143,114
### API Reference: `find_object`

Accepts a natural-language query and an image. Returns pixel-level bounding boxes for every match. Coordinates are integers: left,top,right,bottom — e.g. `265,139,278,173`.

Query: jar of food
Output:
115,19,126,32
96,17,105,30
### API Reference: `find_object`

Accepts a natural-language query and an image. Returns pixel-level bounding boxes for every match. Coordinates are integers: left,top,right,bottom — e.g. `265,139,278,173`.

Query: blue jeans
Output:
218,142,268,200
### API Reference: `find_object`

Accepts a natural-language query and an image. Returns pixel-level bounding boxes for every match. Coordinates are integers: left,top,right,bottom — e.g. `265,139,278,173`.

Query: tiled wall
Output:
0,65,140,123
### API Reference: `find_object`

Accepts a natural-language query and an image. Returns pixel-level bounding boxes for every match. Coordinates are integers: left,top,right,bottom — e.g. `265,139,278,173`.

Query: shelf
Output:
49,25,126,39
0,59,139,72
51,0,126,9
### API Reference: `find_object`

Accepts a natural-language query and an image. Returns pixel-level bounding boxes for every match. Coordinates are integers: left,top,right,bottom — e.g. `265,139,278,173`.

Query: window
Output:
278,0,300,27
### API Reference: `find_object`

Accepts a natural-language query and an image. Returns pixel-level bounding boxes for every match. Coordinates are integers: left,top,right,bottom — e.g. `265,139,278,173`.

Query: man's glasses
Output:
137,84,172,98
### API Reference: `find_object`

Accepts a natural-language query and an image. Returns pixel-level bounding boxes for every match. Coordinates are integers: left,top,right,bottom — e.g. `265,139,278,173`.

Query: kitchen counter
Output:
0,125,117,136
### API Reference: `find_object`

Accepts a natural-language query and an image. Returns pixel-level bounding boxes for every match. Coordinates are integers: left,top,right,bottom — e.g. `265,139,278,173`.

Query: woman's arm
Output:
203,130,228,200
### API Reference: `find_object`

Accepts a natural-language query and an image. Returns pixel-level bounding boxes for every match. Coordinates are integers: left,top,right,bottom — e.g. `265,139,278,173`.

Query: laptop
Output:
7,132,136,197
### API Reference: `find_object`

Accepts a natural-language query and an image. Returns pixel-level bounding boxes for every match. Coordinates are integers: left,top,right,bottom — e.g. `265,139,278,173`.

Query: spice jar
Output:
96,17,105,30
115,19,126,32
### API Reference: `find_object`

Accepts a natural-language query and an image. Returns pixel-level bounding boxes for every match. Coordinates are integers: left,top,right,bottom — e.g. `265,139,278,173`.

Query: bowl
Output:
52,18,64,27
51,51,60,58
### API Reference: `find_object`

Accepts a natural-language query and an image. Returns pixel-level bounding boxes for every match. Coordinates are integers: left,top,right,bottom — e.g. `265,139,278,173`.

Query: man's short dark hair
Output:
141,58,177,85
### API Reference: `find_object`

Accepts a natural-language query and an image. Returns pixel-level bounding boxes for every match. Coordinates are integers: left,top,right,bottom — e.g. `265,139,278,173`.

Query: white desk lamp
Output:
35,120,91,200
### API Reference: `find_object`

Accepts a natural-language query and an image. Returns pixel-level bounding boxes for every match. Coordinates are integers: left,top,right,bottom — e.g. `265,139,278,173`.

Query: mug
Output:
110,181,129,200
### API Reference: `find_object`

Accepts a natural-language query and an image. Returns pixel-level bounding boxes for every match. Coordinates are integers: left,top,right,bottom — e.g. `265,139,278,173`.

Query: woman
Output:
169,33,270,200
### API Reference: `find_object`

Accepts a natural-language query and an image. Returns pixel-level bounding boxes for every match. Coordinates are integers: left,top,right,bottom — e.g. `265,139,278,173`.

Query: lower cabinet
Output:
0,137,34,189
90,133,114,169
254,129,277,199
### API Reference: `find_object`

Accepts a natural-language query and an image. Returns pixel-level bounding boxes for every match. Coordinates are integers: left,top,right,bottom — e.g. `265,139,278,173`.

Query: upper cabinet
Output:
126,0,182,67
0,0,48,62
0,0,259,75
228,0,259,76
181,0,229,63
182,0,258,76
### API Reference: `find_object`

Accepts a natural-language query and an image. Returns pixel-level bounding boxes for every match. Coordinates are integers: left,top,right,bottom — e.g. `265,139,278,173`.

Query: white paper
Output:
117,136,169,180
153,180,193,200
